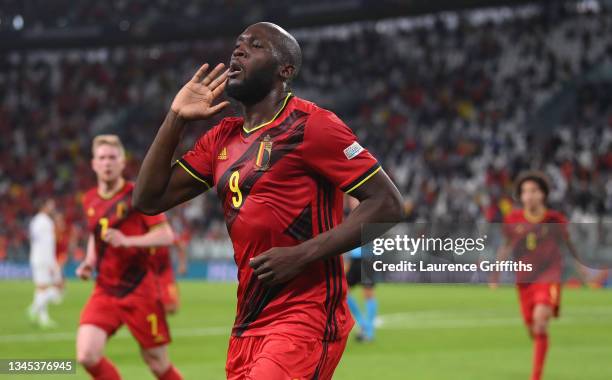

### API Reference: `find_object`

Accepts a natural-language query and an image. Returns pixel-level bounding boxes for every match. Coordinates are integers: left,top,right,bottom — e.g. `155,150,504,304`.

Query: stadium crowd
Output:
1,4,611,260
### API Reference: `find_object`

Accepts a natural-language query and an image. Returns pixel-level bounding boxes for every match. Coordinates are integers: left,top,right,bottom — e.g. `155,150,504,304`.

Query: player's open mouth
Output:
228,62,243,78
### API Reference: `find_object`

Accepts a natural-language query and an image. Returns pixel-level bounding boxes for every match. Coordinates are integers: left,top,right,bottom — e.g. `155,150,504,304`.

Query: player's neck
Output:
524,205,546,223
97,177,125,199
241,87,290,131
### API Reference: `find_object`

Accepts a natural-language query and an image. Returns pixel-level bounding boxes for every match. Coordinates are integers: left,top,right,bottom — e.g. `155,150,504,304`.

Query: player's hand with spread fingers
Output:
171,63,231,121
249,246,310,286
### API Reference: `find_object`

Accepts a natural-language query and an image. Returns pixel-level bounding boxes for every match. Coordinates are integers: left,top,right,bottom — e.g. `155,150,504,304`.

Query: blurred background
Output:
1,0,611,279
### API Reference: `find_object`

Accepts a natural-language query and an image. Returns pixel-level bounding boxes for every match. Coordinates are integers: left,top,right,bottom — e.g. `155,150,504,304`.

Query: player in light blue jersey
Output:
344,197,378,342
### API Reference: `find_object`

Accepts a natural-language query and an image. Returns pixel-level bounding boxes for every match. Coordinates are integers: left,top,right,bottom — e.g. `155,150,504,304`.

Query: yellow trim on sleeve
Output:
176,160,211,189
345,167,382,194
243,92,292,134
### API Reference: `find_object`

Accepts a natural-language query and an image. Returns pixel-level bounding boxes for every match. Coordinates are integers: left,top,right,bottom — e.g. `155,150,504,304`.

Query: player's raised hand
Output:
171,63,230,121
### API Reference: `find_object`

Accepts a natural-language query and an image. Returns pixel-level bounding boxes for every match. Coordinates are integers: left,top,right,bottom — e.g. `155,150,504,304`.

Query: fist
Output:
76,262,93,281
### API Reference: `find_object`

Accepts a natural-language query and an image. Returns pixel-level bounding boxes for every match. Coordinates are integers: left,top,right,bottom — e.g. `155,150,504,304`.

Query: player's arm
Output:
176,239,188,275
251,170,403,285
133,63,229,215
489,237,513,288
561,229,589,283
104,223,175,248
76,234,96,280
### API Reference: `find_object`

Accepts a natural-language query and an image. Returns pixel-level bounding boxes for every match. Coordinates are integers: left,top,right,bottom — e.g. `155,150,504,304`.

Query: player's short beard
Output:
226,61,278,106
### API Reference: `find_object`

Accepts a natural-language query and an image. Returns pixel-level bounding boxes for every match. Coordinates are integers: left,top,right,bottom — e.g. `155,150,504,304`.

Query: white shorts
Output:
31,262,62,287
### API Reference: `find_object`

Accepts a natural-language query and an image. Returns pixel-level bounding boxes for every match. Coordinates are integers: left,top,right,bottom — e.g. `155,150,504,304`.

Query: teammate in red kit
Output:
75,135,182,380
152,242,187,314
492,171,584,380
133,22,403,379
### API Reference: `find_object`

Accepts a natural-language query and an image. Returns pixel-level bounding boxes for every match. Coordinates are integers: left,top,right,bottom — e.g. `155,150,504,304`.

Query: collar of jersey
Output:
97,178,126,200
242,92,293,134
523,208,547,224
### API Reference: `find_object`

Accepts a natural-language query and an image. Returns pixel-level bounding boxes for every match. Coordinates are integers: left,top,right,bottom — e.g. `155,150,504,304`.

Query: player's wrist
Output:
166,108,188,127
295,240,322,266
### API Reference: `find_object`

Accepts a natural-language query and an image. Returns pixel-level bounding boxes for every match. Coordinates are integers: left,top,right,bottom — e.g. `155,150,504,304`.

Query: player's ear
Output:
279,64,295,82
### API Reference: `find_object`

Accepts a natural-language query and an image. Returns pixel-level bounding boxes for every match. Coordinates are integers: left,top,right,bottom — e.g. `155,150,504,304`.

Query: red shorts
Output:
79,287,171,349
158,266,179,310
226,334,348,380
517,283,561,326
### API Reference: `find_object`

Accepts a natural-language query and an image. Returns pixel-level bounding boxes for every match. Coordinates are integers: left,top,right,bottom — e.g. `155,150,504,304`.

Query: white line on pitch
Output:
1,306,611,344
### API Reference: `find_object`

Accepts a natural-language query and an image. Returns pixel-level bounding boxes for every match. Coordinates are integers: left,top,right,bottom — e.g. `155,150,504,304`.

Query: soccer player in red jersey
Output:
152,242,186,314
492,171,583,380
133,22,403,379
75,135,182,380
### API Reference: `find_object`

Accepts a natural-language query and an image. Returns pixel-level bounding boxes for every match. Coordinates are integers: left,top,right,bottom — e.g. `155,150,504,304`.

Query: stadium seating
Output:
1,4,610,261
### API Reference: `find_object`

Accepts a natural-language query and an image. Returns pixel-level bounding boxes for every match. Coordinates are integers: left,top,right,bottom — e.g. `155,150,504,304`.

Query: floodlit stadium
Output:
1,1,611,379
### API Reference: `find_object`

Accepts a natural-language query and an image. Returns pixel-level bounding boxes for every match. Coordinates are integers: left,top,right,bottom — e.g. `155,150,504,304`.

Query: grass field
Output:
0,280,611,379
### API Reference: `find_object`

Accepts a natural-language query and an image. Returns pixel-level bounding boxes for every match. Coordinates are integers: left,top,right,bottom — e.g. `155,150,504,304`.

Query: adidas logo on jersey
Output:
217,147,228,160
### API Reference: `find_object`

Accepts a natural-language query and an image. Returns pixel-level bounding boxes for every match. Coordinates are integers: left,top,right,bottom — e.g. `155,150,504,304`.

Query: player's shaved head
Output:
248,22,302,81
227,22,302,104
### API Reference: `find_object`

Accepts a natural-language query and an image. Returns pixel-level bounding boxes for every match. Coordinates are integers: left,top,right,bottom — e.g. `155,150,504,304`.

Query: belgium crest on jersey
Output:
254,135,272,171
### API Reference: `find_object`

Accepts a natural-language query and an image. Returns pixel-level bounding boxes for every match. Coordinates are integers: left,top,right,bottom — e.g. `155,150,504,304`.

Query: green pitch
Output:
1,280,611,379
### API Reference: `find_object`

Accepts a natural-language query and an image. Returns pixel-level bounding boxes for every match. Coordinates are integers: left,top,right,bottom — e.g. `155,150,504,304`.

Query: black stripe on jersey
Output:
311,340,329,380
318,184,331,341
325,182,343,341
330,256,344,340
114,261,148,298
324,183,342,341
176,158,213,187
233,281,285,336
319,179,343,342
327,257,340,341
316,183,324,234
225,121,307,231
233,276,261,329
340,162,381,193
318,182,332,341
319,180,344,341
284,204,313,242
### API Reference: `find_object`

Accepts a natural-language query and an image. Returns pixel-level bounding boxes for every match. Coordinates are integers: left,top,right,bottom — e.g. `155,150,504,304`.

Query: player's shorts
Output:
79,287,171,349
517,283,561,326
31,262,62,287
158,266,179,311
346,258,375,288
226,334,348,380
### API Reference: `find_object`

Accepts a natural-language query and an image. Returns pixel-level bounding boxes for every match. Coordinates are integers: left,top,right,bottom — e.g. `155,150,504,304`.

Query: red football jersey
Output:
151,246,172,275
82,181,167,297
503,209,568,283
179,94,381,341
